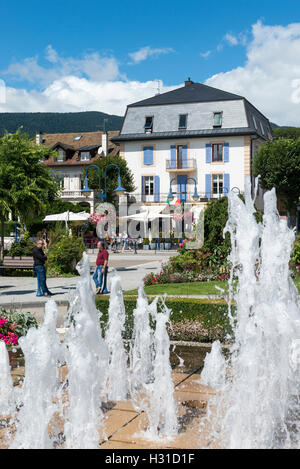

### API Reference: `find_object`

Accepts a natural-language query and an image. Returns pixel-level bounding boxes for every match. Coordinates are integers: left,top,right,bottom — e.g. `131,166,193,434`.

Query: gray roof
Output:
113,127,260,142
128,82,244,107
113,80,272,143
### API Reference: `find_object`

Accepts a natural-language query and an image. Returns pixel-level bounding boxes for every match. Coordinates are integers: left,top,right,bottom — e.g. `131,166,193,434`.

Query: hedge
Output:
95,296,234,343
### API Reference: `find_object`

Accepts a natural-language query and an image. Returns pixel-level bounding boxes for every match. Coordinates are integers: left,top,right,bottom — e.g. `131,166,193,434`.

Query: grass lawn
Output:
125,274,300,297
125,281,228,296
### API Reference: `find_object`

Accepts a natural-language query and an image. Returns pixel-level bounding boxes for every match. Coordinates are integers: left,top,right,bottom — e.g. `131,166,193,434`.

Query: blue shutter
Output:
141,176,144,202
170,145,176,169
205,174,211,200
223,142,229,162
205,144,211,163
182,145,188,169
154,176,160,202
143,146,153,165
224,173,230,196
177,175,187,202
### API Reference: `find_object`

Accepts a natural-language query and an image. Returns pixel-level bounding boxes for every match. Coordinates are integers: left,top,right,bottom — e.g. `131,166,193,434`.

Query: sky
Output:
1,0,300,125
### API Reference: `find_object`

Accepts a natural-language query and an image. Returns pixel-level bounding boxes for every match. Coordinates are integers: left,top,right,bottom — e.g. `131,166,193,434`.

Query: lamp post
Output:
82,163,126,202
167,176,200,241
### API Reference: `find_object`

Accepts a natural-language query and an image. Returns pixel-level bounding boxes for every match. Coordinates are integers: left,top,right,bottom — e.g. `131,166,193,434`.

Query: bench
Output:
0,256,34,273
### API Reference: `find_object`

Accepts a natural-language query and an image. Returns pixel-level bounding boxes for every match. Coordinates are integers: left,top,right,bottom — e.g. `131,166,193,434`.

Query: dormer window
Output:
178,114,187,129
144,116,153,133
213,112,222,128
80,151,91,161
57,148,66,162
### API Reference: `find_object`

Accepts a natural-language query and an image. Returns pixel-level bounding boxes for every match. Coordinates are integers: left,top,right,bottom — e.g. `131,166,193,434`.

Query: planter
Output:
143,245,150,250
164,243,171,250
150,243,156,250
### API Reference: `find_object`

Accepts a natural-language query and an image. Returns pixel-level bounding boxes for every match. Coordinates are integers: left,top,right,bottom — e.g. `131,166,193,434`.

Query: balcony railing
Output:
123,190,231,205
166,158,196,171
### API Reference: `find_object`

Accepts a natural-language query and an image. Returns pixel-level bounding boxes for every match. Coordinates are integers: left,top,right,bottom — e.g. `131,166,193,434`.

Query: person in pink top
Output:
93,241,109,294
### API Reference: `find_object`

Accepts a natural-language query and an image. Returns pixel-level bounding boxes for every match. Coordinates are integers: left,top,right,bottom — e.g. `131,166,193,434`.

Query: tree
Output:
84,155,136,205
273,127,300,140
253,138,300,226
0,130,59,258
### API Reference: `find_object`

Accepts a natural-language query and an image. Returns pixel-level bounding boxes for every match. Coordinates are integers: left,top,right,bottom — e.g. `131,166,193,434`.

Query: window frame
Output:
211,143,224,163
144,115,153,133
143,175,154,196
80,151,91,161
178,114,188,129
212,173,224,196
213,112,223,128
57,148,66,162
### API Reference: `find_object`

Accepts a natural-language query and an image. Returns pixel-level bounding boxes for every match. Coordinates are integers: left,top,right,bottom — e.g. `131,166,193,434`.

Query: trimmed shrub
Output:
47,236,85,275
95,296,233,343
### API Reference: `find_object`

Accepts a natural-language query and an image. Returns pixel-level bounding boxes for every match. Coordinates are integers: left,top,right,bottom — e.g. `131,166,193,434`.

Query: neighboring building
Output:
113,78,272,218
37,130,119,212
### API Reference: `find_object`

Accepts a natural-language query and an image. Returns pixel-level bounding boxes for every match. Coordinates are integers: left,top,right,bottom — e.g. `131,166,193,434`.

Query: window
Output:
212,174,224,196
213,112,222,127
212,143,223,162
260,121,265,135
143,176,154,196
253,115,258,130
57,148,65,162
74,135,82,141
144,116,153,133
178,114,187,129
80,151,91,161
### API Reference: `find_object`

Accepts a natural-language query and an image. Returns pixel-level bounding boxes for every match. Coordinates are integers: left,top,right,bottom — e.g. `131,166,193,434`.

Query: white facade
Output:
123,135,246,203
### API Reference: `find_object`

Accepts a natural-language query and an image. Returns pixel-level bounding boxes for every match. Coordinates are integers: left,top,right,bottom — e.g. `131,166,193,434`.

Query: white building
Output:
113,79,272,213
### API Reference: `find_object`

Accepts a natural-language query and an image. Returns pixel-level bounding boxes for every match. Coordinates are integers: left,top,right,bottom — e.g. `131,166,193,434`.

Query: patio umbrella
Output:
43,211,90,228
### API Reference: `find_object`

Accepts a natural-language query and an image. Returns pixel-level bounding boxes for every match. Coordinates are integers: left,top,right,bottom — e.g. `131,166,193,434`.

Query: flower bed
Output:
0,309,38,348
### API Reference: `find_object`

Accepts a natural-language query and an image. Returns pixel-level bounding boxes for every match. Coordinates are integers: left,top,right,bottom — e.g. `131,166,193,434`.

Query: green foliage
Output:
8,237,35,256
0,308,38,339
272,127,300,140
203,197,231,253
253,138,300,215
292,239,300,265
86,155,136,204
0,112,123,136
95,297,233,343
0,129,59,235
47,235,85,275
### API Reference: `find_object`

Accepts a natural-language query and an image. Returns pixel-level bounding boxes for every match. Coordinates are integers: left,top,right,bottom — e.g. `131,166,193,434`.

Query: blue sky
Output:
1,0,300,125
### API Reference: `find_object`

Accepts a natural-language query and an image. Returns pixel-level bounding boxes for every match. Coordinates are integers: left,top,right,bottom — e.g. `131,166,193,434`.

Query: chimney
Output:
184,77,194,87
102,132,108,157
35,131,43,145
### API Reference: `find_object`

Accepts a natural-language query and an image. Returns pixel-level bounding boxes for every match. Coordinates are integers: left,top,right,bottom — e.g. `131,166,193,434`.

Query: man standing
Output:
33,239,52,297
93,241,109,294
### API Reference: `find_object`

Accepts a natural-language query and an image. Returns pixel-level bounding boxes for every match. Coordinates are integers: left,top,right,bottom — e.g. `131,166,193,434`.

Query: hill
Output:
0,111,123,136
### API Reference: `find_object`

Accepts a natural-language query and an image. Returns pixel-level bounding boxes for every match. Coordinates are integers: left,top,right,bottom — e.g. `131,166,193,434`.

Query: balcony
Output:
166,158,196,172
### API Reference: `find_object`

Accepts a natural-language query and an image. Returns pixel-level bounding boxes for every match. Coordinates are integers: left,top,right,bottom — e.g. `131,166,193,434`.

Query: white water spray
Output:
11,300,62,449
64,252,108,449
201,340,226,390
104,271,129,401
0,341,15,416
208,180,300,449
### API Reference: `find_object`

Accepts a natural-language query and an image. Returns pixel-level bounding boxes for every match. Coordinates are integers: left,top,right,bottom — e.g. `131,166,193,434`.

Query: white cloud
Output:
2,46,121,85
224,33,238,46
0,77,178,115
200,50,211,59
128,46,174,64
206,21,300,126
1,23,300,127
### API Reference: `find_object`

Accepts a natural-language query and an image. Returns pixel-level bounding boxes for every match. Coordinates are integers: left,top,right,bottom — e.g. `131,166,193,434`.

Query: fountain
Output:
1,181,299,449
203,180,300,449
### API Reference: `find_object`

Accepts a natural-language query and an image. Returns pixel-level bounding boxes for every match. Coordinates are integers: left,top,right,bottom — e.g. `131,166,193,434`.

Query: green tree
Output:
273,127,300,140
253,138,300,225
84,155,135,205
0,130,59,258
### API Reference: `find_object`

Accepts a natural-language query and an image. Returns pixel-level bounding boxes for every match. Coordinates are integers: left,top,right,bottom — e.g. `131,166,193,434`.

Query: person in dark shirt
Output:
33,239,52,297
93,241,109,294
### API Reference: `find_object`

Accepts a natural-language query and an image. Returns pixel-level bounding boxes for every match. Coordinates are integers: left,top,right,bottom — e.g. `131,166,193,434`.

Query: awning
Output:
120,205,170,221
43,211,90,222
